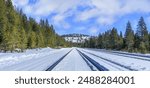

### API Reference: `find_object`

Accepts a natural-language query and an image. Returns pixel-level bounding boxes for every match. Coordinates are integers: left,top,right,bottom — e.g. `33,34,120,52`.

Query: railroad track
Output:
80,49,137,71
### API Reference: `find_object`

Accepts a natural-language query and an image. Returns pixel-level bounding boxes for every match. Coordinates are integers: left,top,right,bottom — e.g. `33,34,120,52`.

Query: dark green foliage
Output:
28,31,36,49
139,42,147,54
19,27,27,51
0,0,150,54
0,0,7,51
118,31,123,50
124,21,134,52
0,0,68,52
110,28,119,49
135,17,149,53
83,17,150,54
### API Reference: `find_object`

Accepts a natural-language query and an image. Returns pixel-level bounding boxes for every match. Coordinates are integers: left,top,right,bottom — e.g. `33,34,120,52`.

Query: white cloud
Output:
97,16,116,25
13,0,85,29
76,0,150,25
88,27,99,35
75,9,99,21
121,0,150,14
13,0,29,7
23,0,85,17
52,14,71,29
24,5,32,14
12,0,150,32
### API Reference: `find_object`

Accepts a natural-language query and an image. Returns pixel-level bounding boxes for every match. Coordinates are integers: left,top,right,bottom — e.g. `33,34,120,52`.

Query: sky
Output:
12,0,150,36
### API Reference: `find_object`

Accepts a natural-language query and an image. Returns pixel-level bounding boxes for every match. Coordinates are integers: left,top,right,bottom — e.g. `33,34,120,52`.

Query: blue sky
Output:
12,0,150,36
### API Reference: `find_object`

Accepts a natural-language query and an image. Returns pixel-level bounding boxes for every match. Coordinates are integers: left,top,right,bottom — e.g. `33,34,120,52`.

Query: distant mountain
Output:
61,34,90,43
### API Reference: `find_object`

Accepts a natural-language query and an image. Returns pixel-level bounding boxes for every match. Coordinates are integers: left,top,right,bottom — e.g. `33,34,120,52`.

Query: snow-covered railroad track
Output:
80,50,137,71
46,49,73,71
77,50,109,71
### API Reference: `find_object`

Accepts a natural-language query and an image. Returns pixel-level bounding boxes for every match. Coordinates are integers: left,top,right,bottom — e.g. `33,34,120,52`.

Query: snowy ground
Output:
0,47,150,71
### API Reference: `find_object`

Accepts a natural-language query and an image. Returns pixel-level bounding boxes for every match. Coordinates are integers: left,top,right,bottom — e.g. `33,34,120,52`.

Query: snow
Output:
0,48,71,71
81,48,150,71
64,36,90,43
0,47,150,71
91,48,150,57
0,48,53,68
52,49,91,71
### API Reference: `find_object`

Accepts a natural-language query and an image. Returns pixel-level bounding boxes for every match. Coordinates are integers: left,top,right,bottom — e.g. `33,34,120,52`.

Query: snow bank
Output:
0,48,55,69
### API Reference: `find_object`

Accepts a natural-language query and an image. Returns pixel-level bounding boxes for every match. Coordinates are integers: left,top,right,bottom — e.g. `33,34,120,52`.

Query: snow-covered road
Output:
51,49,91,71
0,48,150,71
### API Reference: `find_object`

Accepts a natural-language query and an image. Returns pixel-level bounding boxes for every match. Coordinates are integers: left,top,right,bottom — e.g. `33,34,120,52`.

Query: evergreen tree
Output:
36,31,44,48
19,28,27,52
124,21,134,52
139,42,147,54
135,17,149,53
5,0,20,52
110,28,119,49
89,37,96,48
118,31,123,50
0,0,68,52
102,30,111,49
97,33,103,48
0,0,7,51
28,31,36,49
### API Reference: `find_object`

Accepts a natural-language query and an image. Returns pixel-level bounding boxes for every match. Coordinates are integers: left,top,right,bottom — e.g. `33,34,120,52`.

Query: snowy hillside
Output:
62,34,90,43
0,47,150,71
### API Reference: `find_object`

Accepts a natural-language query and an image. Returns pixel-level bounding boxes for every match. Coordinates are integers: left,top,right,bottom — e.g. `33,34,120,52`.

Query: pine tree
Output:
139,42,147,54
135,17,149,53
0,0,69,52
124,21,134,52
102,30,111,49
97,33,103,48
19,28,27,52
88,37,96,48
118,31,123,50
0,0,7,51
28,31,36,49
5,0,20,52
37,31,44,48
110,28,119,49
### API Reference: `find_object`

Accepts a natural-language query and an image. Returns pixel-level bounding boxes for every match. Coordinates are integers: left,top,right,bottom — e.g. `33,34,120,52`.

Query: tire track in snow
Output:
1,49,71,71
78,50,97,71
77,49,109,71
46,49,73,71
81,50,137,71
108,52,150,62
112,51,150,58
90,49,150,62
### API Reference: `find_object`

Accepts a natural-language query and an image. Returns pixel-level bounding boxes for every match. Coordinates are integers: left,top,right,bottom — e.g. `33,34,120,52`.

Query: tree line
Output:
0,0,149,54
0,0,67,52
83,17,150,53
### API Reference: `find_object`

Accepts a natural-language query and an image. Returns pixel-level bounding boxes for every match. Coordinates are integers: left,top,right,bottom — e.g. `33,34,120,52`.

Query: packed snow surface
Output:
0,47,150,71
